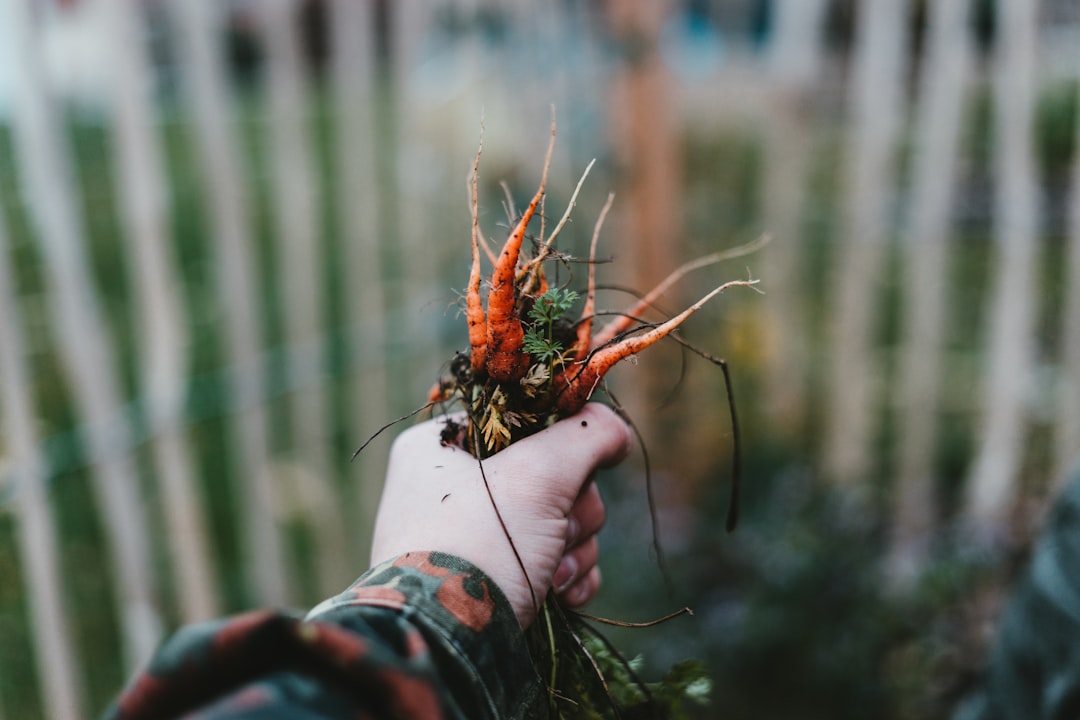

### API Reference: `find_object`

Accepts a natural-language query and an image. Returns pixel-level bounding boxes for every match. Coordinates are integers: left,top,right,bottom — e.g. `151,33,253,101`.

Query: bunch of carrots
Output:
415,116,761,718
429,120,759,461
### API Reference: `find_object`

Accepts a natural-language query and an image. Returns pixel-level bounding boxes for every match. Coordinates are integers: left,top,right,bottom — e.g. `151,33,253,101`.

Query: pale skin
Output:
370,403,633,628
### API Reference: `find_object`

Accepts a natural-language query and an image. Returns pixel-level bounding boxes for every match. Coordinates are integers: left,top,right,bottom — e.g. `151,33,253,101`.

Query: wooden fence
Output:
0,0,1078,717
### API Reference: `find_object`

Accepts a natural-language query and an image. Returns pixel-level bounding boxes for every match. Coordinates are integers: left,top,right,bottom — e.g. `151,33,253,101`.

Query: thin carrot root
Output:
590,232,771,350
555,278,759,415
573,192,615,362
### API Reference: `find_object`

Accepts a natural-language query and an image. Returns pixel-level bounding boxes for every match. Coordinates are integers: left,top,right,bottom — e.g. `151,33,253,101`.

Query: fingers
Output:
559,566,601,607
379,405,621,620
554,530,600,599
566,482,605,546
557,536,599,586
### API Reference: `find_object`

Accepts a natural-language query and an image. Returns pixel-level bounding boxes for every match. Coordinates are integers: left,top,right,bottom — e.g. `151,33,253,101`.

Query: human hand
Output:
369,403,632,627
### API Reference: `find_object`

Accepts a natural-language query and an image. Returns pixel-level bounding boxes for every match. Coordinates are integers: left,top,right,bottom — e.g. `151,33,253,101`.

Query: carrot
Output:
518,158,597,292
555,277,759,415
484,121,556,381
573,192,615,362
467,134,487,373
590,233,771,351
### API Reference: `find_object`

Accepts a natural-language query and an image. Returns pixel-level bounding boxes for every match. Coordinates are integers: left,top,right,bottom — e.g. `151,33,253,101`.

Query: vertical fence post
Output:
4,0,162,670
328,0,389,565
604,0,682,475
390,1,435,304
0,211,84,720
98,0,220,622
822,0,909,489
886,0,972,590
963,0,1040,536
760,0,828,434
386,2,441,407
168,0,292,606
260,0,353,598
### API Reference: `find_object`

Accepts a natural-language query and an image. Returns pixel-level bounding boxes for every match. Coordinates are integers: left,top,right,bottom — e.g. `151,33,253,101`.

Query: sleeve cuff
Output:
307,551,543,719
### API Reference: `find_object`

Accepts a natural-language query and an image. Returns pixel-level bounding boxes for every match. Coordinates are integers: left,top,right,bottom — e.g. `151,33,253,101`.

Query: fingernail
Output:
565,517,579,546
553,555,577,593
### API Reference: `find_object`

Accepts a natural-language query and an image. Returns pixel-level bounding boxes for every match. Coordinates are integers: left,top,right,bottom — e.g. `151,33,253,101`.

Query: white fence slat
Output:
768,0,829,87
168,0,292,606
4,0,162,670
1056,78,1080,483
391,0,434,288
328,0,390,566
886,0,973,589
389,2,447,407
0,215,84,720
963,0,1040,533
260,0,353,596
99,0,220,622
759,0,828,430
822,0,909,487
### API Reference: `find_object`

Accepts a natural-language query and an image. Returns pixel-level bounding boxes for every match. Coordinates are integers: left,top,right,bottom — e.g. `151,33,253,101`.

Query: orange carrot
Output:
467,135,487,373
427,380,450,403
484,122,556,381
590,233,771,351
555,278,758,415
573,192,615,362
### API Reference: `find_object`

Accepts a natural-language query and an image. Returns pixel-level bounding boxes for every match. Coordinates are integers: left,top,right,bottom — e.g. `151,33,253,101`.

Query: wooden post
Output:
169,0,292,606
885,0,972,590
99,0,220,622
963,0,1039,536
4,0,162,670
0,205,84,720
822,0,909,489
605,0,681,468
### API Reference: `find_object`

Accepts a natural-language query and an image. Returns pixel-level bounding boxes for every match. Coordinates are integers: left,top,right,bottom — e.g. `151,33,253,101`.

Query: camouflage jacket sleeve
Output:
102,551,545,719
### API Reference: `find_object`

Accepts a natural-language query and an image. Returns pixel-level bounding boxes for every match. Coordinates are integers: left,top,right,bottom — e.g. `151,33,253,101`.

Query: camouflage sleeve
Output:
102,551,545,719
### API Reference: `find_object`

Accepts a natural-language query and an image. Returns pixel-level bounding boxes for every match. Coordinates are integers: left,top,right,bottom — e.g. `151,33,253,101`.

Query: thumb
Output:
487,403,632,506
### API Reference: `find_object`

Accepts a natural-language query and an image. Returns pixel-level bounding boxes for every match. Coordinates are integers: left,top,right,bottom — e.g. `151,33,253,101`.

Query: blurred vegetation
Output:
0,67,1078,718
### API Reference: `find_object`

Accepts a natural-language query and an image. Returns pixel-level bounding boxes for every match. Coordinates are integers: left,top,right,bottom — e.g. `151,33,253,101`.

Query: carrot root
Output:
591,233,771,350
573,192,615,362
556,277,760,415
485,115,557,382
467,131,487,373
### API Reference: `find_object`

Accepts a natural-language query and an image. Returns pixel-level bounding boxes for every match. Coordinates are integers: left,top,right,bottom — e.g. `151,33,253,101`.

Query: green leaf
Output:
529,288,580,324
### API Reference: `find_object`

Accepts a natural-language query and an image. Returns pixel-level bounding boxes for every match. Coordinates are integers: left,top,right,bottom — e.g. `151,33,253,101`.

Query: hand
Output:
370,403,632,627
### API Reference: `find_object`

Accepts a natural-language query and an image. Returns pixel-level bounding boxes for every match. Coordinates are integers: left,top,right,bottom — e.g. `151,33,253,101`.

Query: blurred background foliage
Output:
1,0,1079,718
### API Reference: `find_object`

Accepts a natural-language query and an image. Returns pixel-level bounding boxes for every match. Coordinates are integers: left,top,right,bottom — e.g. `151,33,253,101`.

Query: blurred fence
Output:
0,0,1079,717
